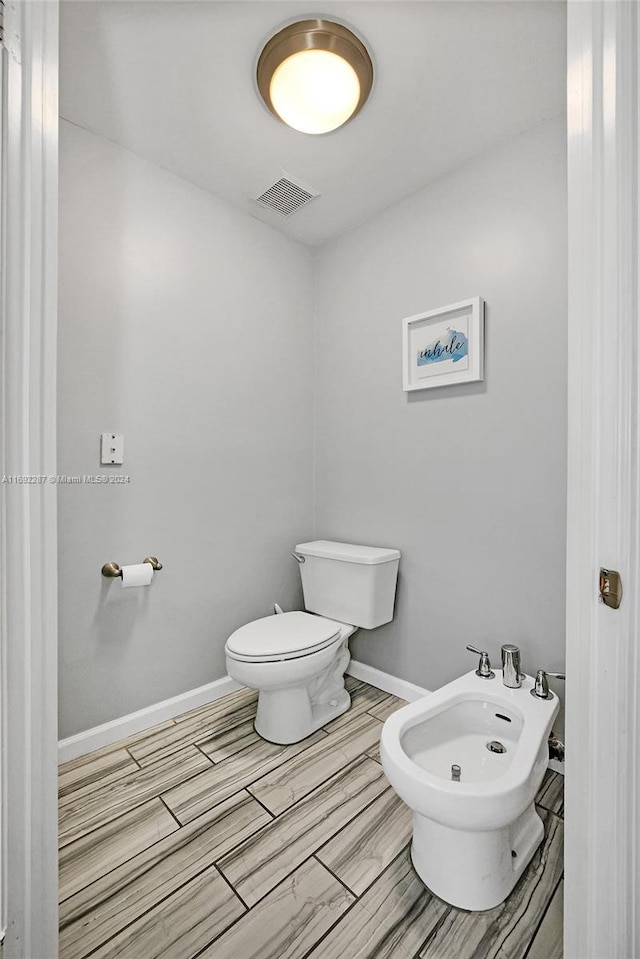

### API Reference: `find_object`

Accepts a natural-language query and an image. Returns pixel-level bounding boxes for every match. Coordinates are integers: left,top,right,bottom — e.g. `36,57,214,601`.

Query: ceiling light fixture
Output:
257,19,374,135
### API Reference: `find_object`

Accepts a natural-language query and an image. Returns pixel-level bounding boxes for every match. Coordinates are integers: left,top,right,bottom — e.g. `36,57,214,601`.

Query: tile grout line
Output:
145,748,313,830
59,789,280,930
294,857,363,959
347,842,414,914
310,852,359,898
58,756,146,804
131,710,259,768
200,844,424,959
193,741,219,766
535,806,564,829
58,800,185,911
244,719,382,816
319,697,389,734
110,693,258,767
412,897,454,959
61,859,247,959
224,754,393,896
245,751,368,816
157,794,184,830
164,728,335,824
242,787,277,821
59,795,278,954
60,746,210,799
216,845,354,916
520,872,564,959
60,784,271,912
58,755,218,850
188,855,336,959
296,847,420,959
534,773,564,814
58,717,186,776
492,811,563,959
313,773,398,861
125,746,143,770
213,861,250,911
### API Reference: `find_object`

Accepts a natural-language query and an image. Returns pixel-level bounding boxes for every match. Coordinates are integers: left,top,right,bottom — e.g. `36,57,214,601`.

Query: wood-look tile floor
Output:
59,678,564,959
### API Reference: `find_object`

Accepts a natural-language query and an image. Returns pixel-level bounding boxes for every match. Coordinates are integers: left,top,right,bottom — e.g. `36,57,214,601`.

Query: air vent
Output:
254,173,319,217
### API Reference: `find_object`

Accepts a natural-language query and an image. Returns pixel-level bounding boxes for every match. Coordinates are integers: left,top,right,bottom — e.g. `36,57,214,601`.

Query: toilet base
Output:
255,686,350,744
410,803,544,911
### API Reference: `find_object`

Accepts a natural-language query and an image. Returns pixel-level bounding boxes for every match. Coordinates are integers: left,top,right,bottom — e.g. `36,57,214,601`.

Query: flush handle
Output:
599,568,622,609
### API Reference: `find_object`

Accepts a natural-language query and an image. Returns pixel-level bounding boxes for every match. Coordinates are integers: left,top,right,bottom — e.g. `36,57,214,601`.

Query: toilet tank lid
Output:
295,540,401,565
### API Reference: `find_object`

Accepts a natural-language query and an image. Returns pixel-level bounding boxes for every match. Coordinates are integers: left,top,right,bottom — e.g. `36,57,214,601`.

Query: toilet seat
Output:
225,611,341,663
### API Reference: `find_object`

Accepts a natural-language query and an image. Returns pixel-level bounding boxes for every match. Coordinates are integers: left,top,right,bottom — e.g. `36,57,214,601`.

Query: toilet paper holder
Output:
102,556,163,578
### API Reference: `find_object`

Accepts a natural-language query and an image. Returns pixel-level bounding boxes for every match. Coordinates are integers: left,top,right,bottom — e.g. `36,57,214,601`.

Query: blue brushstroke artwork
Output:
417,327,468,367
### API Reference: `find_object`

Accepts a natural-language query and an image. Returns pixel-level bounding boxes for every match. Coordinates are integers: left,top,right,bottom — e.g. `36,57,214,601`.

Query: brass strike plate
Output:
600,568,623,609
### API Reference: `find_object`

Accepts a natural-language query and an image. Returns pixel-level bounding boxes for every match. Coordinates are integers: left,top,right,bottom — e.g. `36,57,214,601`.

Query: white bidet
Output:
380,668,559,911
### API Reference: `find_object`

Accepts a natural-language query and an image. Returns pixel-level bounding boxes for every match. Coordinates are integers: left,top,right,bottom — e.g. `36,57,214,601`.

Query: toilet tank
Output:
294,540,401,630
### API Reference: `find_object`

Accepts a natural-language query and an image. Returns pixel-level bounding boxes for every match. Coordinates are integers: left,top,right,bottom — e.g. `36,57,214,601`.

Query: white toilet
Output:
380,668,559,911
225,540,400,744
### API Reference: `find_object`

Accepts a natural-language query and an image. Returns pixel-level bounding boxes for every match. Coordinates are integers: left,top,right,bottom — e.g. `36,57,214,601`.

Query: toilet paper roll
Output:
121,563,154,588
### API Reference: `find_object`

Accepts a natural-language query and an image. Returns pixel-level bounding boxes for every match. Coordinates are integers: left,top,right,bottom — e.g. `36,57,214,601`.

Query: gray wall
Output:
58,120,314,737
59,115,567,738
313,116,567,696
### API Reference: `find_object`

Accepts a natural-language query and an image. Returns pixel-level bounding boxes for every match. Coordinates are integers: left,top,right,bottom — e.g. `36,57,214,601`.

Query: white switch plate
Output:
101,432,124,465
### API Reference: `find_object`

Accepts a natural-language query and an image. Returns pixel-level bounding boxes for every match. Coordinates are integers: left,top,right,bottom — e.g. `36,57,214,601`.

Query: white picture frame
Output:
402,297,485,392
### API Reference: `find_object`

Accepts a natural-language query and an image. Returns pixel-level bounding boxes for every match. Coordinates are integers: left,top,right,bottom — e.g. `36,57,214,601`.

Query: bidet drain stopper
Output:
486,740,507,754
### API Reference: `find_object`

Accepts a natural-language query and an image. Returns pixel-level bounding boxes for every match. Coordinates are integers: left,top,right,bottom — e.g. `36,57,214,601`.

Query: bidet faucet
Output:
501,644,522,688
466,645,495,679
531,669,566,700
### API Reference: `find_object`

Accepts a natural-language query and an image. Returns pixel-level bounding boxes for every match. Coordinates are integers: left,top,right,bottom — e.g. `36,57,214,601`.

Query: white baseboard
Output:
58,675,243,764
58,662,428,764
347,659,430,702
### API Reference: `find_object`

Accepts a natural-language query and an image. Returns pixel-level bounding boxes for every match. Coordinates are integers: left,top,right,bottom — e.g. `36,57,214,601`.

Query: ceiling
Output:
60,1,566,247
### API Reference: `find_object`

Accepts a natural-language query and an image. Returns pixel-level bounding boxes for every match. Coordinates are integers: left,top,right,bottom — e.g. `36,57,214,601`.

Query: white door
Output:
0,2,59,956
565,2,640,957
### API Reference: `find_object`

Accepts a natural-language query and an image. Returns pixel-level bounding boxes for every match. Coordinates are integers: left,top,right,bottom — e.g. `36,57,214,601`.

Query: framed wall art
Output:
402,297,485,392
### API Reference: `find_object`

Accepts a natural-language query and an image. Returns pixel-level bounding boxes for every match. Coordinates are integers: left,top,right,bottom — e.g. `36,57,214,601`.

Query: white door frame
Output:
565,1,639,957
1,0,638,956
0,1,59,956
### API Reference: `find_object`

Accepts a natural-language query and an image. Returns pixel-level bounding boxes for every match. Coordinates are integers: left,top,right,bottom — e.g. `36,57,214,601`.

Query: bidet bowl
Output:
380,669,559,831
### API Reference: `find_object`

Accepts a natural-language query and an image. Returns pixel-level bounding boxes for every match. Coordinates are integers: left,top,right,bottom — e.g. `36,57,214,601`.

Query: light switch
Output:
101,433,124,465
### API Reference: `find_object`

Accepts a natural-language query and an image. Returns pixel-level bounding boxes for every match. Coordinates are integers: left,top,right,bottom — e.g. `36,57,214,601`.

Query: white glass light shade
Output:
269,49,361,135
257,20,373,136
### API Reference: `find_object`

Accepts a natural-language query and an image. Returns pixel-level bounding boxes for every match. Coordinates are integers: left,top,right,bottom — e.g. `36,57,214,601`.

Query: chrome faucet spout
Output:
501,644,522,688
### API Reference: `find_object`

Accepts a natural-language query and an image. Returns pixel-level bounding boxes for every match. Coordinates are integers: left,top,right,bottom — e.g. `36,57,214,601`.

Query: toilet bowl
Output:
225,611,355,744
380,668,559,911
224,540,401,745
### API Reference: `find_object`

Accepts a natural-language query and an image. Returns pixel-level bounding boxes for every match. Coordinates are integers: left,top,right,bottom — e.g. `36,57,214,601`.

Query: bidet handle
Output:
466,645,495,679
530,669,565,700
